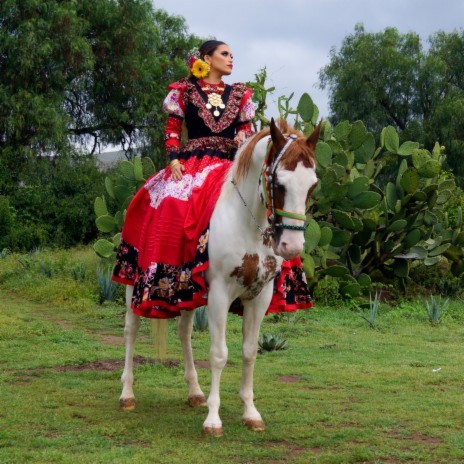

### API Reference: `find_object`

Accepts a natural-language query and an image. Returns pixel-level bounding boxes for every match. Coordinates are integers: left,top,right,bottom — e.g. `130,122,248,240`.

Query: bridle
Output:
260,135,308,233
231,134,308,239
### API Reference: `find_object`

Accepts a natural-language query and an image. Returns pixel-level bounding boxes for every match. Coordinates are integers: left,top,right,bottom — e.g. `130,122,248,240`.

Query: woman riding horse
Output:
112,40,320,435
112,40,312,317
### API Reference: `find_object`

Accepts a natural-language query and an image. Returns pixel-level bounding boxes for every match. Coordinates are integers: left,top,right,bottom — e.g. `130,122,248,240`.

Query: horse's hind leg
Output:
178,310,206,407
240,291,271,431
120,285,140,410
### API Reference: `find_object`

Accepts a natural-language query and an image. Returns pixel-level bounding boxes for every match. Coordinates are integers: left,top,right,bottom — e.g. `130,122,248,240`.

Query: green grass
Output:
0,247,464,463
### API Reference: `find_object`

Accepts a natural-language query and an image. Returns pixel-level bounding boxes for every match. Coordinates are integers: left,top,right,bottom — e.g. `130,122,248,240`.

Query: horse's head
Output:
263,119,319,260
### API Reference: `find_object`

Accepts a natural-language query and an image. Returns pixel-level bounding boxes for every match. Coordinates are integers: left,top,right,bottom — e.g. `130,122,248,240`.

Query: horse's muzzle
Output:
271,235,304,260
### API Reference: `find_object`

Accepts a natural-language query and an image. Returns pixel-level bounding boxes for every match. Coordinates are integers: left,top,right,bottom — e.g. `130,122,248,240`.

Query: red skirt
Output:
112,153,313,318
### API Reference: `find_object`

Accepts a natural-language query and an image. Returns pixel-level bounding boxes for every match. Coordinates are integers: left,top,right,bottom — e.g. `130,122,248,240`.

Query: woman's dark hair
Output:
188,40,227,82
198,40,226,60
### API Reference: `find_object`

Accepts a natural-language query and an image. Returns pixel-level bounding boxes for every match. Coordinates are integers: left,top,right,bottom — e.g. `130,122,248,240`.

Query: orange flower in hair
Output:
191,58,210,79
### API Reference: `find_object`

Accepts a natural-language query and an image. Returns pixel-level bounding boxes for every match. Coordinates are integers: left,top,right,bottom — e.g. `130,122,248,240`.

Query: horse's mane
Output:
235,120,314,181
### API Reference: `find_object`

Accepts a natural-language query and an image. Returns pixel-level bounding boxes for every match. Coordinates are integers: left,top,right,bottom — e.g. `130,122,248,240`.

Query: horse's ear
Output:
307,120,322,150
270,118,286,152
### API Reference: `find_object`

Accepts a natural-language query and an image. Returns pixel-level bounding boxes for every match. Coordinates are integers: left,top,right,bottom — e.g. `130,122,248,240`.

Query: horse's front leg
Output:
203,282,230,436
178,310,206,407
240,285,273,431
120,285,141,410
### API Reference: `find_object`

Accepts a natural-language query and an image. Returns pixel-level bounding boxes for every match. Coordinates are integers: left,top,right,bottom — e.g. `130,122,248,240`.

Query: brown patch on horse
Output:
262,256,277,282
235,119,308,181
279,137,316,171
272,182,286,213
306,180,319,203
230,253,259,287
230,254,278,300
279,121,320,171
262,233,272,248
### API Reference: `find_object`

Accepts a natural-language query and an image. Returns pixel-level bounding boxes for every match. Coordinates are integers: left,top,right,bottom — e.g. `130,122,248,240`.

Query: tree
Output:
319,24,464,180
0,0,201,191
0,0,202,249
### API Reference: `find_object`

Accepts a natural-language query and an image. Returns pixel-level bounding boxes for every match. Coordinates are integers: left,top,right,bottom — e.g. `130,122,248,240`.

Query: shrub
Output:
0,196,13,248
313,277,343,306
6,153,106,251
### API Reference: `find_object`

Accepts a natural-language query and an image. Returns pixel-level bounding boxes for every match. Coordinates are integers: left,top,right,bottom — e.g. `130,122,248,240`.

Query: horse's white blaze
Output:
273,162,318,259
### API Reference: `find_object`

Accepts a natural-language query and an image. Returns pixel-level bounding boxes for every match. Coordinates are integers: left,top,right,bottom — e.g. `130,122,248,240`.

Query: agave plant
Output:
356,292,381,329
69,262,86,281
258,333,289,353
193,306,208,332
97,266,119,304
425,295,449,325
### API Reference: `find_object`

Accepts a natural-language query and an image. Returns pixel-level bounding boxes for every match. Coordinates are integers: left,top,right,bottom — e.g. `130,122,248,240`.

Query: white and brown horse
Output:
120,119,320,436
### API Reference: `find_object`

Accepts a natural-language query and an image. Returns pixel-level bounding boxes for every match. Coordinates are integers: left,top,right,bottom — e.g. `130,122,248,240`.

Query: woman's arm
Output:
163,83,187,179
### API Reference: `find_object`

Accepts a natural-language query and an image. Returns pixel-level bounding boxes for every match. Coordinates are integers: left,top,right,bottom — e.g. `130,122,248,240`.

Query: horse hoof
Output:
188,395,207,407
203,425,223,437
120,397,136,411
242,419,265,432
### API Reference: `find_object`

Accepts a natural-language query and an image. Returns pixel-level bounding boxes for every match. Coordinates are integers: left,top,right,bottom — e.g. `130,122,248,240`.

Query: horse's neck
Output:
223,137,269,230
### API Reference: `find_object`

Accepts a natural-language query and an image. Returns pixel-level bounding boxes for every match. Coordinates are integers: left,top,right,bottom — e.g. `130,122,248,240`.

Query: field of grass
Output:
0,248,463,463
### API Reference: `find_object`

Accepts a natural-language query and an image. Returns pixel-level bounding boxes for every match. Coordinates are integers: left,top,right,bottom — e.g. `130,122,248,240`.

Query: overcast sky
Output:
153,0,463,118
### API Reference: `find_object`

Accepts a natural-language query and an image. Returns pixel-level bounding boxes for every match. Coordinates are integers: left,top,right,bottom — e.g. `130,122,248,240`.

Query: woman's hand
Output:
234,130,247,148
171,162,185,180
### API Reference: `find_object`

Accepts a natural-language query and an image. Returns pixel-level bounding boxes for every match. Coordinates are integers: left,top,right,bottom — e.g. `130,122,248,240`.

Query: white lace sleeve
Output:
162,89,185,118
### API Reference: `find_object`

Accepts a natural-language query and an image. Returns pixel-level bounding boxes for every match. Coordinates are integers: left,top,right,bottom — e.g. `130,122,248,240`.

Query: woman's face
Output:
205,44,233,76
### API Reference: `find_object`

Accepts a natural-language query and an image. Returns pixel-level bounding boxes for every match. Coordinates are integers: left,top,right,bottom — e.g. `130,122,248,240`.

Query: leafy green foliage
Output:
93,156,155,258
0,0,201,171
0,0,203,250
313,277,343,306
319,24,464,182
253,69,464,298
2,153,106,251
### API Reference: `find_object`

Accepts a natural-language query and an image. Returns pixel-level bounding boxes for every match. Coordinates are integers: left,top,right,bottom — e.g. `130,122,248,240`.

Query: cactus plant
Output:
249,69,464,297
93,156,155,259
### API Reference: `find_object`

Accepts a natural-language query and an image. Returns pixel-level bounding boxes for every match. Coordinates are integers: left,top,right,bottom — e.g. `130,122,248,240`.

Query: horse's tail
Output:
151,319,168,361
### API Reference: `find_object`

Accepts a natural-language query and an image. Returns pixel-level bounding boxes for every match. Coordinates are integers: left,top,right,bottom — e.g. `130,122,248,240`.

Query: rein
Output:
231,134,308,238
